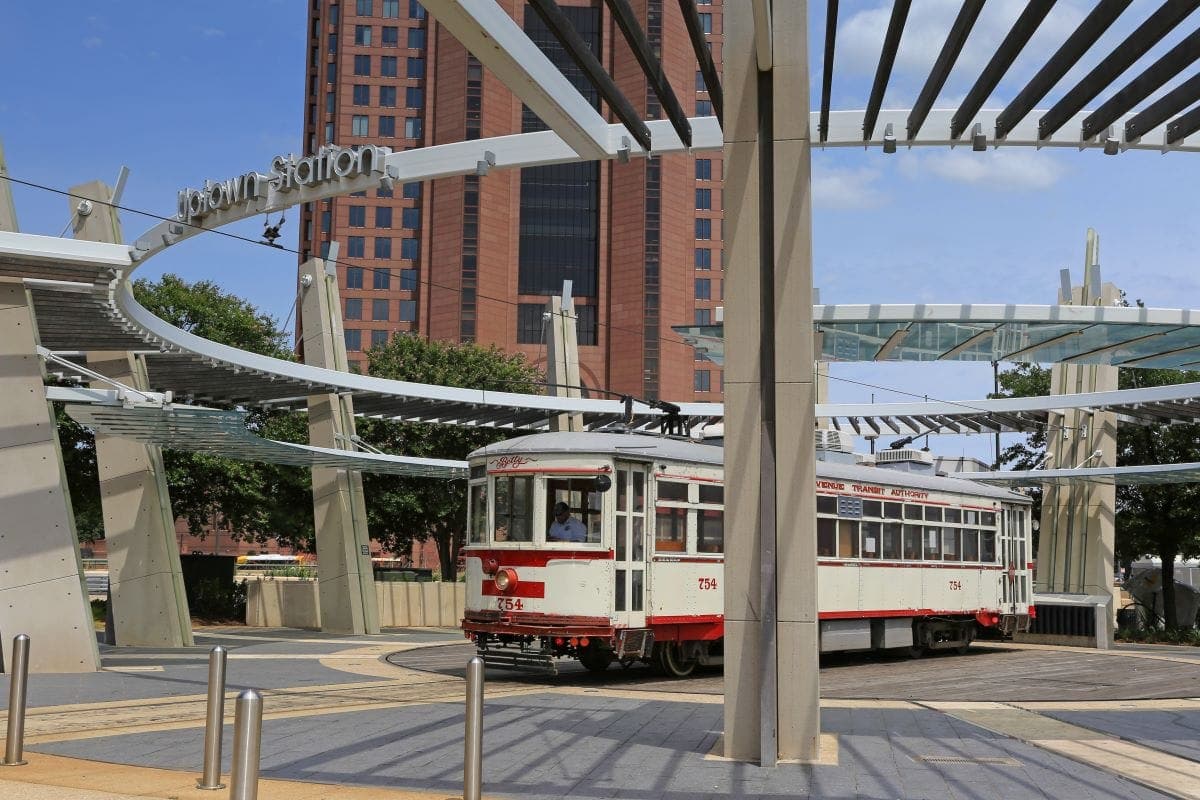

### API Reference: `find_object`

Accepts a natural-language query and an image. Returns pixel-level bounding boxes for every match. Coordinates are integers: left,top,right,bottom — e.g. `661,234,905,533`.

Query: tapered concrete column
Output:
299,257,379,634
545,292,583,432
723,1,820,764
71,181,193,648
1037,231,1118,634
0,142,17,233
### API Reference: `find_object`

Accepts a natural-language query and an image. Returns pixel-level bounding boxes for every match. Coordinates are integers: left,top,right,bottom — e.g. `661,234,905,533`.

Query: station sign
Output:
176,143,391,224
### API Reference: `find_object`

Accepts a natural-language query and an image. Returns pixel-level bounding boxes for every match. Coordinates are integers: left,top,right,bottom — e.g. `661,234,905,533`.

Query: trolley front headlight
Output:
494,567,519,593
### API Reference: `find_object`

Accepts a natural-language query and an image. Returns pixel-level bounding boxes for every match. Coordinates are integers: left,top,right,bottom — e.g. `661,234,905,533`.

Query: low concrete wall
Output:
245,578,464,629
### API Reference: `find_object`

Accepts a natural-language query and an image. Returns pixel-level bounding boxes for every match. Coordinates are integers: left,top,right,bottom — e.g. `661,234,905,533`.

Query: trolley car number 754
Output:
496,598,524,610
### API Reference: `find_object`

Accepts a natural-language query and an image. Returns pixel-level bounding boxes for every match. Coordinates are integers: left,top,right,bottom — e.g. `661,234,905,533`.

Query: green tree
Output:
990,363,1051,532
360,334,542,578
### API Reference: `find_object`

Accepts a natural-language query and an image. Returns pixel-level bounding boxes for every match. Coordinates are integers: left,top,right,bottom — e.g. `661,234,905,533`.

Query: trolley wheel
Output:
956,626,975,655
579,644,614,673
655,642,697,678
907,644,927,659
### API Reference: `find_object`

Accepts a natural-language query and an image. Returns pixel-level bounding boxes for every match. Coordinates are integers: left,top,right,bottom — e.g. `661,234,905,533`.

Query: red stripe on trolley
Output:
463,549,614,566
819,609,981,620
651,556,725,564
818,561,1004,570
488,467,611,475
481,581,545,599
647,614,723,625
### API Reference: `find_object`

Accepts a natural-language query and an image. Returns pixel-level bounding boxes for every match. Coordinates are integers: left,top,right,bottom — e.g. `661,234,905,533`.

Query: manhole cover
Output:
915,755,1021,766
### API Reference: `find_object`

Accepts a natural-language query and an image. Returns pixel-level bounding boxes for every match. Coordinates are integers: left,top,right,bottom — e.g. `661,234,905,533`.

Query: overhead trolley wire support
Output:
819,0,839,143
863,0,911,141
1124,71,1200,141
995,0,1131,141
527,0,653,153
950,0,1056,141
676,0,723,125
907,0,985,141
1038,0,1200,140
603,0,692,147
1082,27,1200,141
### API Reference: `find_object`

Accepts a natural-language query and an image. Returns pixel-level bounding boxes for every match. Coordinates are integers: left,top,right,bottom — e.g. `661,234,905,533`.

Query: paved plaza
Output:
0,629,1198,799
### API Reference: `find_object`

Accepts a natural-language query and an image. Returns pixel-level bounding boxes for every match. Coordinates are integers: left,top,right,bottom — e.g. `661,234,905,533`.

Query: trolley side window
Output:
494,475,533,542
468,481,488,544
656,478,724,554
546,477,603,544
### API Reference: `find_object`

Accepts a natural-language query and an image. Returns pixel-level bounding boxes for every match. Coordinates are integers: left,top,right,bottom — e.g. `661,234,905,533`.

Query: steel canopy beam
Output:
996,0,1130,140
907,0,985,141
604,0,691,147
1039,1,1200,140
819,0,839,142
1168,102,1200,144
676,0,723,125
1125,71,1200,141
863,0,911,141
951,0,1056,141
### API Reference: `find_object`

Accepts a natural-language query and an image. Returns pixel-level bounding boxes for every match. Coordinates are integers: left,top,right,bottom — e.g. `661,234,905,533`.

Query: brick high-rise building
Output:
300,0,723,402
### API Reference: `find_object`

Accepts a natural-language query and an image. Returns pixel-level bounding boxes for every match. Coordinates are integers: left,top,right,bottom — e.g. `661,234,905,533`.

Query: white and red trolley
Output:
461,431,1033,676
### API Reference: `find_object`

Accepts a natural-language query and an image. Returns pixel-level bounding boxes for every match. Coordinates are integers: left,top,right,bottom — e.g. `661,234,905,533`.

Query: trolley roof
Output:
470,432,1029,504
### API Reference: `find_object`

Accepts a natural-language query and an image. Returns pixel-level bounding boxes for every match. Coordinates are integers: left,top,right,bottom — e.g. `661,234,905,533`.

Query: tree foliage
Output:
994,362,1200,628
360,334,542,578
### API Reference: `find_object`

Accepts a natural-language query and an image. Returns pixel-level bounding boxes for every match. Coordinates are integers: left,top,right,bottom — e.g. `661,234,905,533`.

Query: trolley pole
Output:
3,634,30,766
198,646,228,789
463,656,484,800
228,689,263,800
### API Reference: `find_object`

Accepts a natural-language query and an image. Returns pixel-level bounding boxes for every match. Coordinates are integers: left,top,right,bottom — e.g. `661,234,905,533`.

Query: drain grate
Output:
916,755,1021,766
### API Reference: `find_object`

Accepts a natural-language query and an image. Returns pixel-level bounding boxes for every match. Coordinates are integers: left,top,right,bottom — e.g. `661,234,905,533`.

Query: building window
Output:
372,299,390,321
326,62,337,83
381,26,398,46
401,237,419,259
695,308,711,325
696,70,706,92
379,85,396,107
695,248,711,269
374,237,391,258
377,185,393,198
696,99,713,117
405,86,424,107
695,158,711,180
328,33,338,53
402,181,421,199
407,56,425,78
353,54,371,76
695,218,711,239
348,206,366,227
330,4,340,24
345,329,362,351
407,27,426,48
321,210,331,232
351,115,369,136
696,278,711,299
381,56,398,77
400,268,418,290
356,0,372,14
324,122,334,142
399,299,417,321
373,267,391,289
345,298,363,320
699,13,712,34
382,0,399,17
371,329,389,347
325,91,336,113
696,188,711,209
404,117,423,138
409,0,426,19
402,208,420,229
375,207,392,228
516,304,545,344
346,267,364,289
694,369,711,392
377,115,395,136
354,25,372,45
353,84,370,105
347,236,365,257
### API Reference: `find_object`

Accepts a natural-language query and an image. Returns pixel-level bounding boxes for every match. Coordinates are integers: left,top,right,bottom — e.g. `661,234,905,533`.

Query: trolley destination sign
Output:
176,143,391,224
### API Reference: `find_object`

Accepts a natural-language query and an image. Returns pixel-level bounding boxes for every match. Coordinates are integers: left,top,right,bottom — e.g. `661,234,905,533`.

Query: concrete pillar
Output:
69,181,193,648
723,1,820,764
545,292,583,432
0,141,17,233
298,257,379,634
1037,230,1118,640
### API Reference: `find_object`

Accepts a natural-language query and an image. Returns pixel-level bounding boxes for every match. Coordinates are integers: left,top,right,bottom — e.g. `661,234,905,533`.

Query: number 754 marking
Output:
948,580,962,591
698,577,719,590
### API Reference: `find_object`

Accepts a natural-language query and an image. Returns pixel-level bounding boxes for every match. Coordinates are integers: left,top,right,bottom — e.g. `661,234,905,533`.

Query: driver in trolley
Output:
547,501,586,542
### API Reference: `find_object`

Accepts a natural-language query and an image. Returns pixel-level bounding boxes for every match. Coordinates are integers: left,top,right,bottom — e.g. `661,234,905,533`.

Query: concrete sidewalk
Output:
1,629,1196,799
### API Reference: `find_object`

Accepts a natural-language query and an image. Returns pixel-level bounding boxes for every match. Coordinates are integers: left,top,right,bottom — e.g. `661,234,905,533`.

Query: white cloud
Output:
812,166,888,209
903,149,1066,191
83,36,103,49
201,27,226,38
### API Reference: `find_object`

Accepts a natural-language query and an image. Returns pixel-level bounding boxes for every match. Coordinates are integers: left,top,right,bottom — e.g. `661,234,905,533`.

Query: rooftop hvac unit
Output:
815,429,852,452
874,448,934,473
856,454,876,466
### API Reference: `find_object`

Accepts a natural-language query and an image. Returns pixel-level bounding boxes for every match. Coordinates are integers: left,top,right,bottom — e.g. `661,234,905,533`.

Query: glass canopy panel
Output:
1013,323,1169,364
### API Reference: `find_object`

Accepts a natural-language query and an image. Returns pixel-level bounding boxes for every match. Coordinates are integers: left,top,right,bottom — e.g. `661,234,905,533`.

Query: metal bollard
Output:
227,690,263,800
463,656,484,800
197,646,228,789
3,634,30,766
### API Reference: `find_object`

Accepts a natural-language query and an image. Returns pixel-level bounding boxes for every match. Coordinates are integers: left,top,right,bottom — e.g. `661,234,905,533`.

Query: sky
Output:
2,1,1199,465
